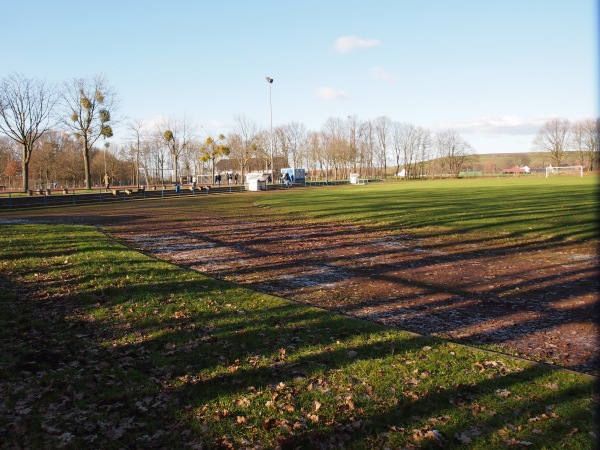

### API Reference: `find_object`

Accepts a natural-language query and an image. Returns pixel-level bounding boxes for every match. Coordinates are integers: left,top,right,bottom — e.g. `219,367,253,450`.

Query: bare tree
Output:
358,120,376,177
53,133,81,187
127,119,147,187
321,117,348,180
346,115,360,173
533,118,571,167
373,116,392,178
62,74,117,189
391,122,404,176
304,131,322,180
252,130,271,172
148,135,168,184
391,122,418,178
158,116,192,183
436,129,473,177
274,126,289,169
0,137,13,186
571,118,599,171
287,122,306,169
276,122,307,170
30,133,59,187
229,114,260,182
0,73,58,191
416,126,432,178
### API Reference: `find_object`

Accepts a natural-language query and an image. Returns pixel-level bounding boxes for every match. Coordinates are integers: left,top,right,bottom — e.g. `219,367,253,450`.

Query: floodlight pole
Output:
265,77,274,180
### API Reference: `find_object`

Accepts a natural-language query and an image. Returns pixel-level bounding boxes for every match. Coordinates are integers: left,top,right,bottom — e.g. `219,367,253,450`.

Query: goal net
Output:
545,165,583,178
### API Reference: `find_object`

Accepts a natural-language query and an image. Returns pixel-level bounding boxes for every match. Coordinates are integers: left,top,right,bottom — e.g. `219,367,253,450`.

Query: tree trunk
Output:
82,137,91,189
173,154,178,183
21,143,30,192
21,160,29,192
83,149,91,189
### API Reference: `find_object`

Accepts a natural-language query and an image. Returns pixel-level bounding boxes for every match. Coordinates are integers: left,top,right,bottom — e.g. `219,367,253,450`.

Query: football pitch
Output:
1,175,598,448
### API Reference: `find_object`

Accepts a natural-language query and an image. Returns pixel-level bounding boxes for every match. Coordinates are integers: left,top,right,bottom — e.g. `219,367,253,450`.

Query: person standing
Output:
104,173,110,190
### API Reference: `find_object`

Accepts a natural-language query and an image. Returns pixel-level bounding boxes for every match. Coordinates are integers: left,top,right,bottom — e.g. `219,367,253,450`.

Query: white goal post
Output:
545,165,583,178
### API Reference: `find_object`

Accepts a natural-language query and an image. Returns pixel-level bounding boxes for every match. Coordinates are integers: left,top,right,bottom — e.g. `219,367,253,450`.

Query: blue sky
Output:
3,0,597,153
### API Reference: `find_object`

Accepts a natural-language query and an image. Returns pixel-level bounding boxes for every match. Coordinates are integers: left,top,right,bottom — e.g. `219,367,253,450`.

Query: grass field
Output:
257,177,599,242
0,176,598,448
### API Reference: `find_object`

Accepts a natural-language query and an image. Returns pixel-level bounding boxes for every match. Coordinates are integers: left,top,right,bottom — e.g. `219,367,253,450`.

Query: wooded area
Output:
1,74,598,191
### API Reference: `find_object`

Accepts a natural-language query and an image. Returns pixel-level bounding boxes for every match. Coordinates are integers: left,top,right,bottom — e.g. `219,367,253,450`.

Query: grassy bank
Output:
0,222,597,448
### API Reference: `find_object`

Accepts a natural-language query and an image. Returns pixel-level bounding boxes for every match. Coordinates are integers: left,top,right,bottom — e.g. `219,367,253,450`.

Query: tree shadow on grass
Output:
1,261,597,449
106,209,599,373
4,201,597,375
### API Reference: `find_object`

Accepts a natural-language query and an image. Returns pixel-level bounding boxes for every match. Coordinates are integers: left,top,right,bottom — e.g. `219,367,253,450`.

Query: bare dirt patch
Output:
104,208,599,375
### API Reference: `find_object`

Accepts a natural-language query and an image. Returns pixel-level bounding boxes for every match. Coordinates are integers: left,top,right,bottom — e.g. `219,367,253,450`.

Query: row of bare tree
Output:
0,73,117,191
533,118,598,170
1,73,598,191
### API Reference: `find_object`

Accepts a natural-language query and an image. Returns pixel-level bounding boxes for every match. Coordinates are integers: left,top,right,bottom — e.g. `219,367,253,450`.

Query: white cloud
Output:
203,120,230,131
435,115,559,136
135,116,166,132
370,66,398,82
334,35,381,53
316,87,348,100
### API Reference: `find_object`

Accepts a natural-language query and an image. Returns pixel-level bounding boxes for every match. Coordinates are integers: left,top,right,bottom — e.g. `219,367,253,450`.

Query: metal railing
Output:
0,180,354,211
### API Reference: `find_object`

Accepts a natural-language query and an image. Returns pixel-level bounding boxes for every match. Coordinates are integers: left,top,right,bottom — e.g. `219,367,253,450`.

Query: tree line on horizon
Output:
1,73,598,191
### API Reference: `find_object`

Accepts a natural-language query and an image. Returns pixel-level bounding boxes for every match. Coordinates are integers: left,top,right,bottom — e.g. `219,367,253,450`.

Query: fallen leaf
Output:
307,414,319,423
262,417,281,431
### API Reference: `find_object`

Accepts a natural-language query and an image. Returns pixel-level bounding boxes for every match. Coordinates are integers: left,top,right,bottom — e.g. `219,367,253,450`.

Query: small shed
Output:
246,172,270,191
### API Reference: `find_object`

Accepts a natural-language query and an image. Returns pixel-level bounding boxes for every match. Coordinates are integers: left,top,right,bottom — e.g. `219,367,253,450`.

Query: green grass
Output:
258,177,599,242
0,221,597,449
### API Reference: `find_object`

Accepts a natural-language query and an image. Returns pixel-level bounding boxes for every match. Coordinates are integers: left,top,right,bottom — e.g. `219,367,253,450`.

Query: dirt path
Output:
105,209,599,375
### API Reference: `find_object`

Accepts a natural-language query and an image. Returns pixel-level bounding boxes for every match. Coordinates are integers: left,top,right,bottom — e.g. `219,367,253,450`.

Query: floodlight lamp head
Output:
265,77,273,83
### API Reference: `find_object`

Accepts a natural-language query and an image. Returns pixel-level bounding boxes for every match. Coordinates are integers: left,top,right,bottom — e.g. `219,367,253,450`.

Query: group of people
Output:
214,172,239,186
